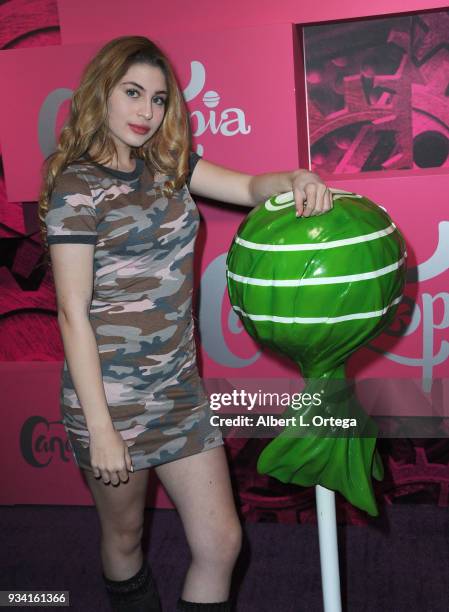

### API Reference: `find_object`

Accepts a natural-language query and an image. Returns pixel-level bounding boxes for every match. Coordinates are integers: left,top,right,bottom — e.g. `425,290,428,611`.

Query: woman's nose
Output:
138,100,153,120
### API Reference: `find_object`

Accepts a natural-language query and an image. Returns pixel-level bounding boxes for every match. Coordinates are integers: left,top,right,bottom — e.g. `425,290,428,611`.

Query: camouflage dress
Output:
44,153,223,471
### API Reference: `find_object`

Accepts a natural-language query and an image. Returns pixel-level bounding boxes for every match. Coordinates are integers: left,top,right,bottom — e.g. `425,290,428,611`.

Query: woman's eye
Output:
125,89,139,98
154,96,167,106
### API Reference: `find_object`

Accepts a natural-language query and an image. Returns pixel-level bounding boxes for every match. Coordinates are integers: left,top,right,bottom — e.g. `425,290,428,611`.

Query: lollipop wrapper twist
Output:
257,366,384,517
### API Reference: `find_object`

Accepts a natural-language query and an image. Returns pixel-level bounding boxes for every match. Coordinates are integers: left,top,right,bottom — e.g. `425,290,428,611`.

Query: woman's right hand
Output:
89,427,134,485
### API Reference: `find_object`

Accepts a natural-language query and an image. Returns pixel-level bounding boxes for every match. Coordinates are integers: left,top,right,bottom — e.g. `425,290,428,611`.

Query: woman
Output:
39,36,332,612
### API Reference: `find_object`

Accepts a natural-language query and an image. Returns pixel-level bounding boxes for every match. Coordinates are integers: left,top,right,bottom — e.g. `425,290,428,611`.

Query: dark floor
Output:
1,504,448,612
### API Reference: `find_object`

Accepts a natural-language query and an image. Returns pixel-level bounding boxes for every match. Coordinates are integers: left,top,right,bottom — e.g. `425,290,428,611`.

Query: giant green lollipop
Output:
226,188,406,516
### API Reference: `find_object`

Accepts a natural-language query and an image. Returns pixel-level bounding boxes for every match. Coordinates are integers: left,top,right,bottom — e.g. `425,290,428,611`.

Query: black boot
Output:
102,559,162,612
176,599,231,611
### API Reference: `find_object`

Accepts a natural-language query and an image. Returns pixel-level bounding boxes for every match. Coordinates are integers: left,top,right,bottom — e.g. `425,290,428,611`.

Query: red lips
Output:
128,124,150,135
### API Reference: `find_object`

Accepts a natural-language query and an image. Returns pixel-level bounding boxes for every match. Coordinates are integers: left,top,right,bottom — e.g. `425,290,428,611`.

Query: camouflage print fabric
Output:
44,153,223,471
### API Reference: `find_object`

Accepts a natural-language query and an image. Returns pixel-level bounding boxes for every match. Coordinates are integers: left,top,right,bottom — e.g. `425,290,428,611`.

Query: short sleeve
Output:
44,169,98,245
186,151,202,188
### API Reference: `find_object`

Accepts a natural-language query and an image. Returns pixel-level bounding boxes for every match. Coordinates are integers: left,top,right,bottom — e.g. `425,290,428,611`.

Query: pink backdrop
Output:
1,1,448,517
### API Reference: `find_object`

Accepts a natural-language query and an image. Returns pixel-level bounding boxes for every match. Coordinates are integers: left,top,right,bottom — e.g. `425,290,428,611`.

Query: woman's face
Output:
106,63,168,156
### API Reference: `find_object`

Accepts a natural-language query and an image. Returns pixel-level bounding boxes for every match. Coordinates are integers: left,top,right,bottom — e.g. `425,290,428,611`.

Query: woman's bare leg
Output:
82,467,150,580
155,445,242,602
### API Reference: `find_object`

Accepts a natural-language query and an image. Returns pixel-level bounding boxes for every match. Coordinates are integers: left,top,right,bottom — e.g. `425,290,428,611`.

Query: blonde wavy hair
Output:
38,35,191,256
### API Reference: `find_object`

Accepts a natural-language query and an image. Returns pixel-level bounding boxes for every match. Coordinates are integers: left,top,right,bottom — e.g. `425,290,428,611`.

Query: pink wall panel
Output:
0,362,172,507
57,0,449,44
0,23,299,202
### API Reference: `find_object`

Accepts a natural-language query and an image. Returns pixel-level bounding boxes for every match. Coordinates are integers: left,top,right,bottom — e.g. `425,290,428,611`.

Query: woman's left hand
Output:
188,158,334,215
292,169,333,218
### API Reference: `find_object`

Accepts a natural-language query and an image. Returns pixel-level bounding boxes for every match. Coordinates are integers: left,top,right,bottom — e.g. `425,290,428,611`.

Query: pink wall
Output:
0,362,171,506
57,0,449,44
0,23,300,201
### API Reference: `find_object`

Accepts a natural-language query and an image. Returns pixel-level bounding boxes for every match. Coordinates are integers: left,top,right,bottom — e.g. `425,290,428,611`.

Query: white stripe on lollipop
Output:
235,223,396,251
231,296,402,324
227,257,405,286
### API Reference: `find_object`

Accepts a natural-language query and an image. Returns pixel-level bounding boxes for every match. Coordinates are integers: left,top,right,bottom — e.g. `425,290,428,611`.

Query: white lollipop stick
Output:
316,485,342,612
